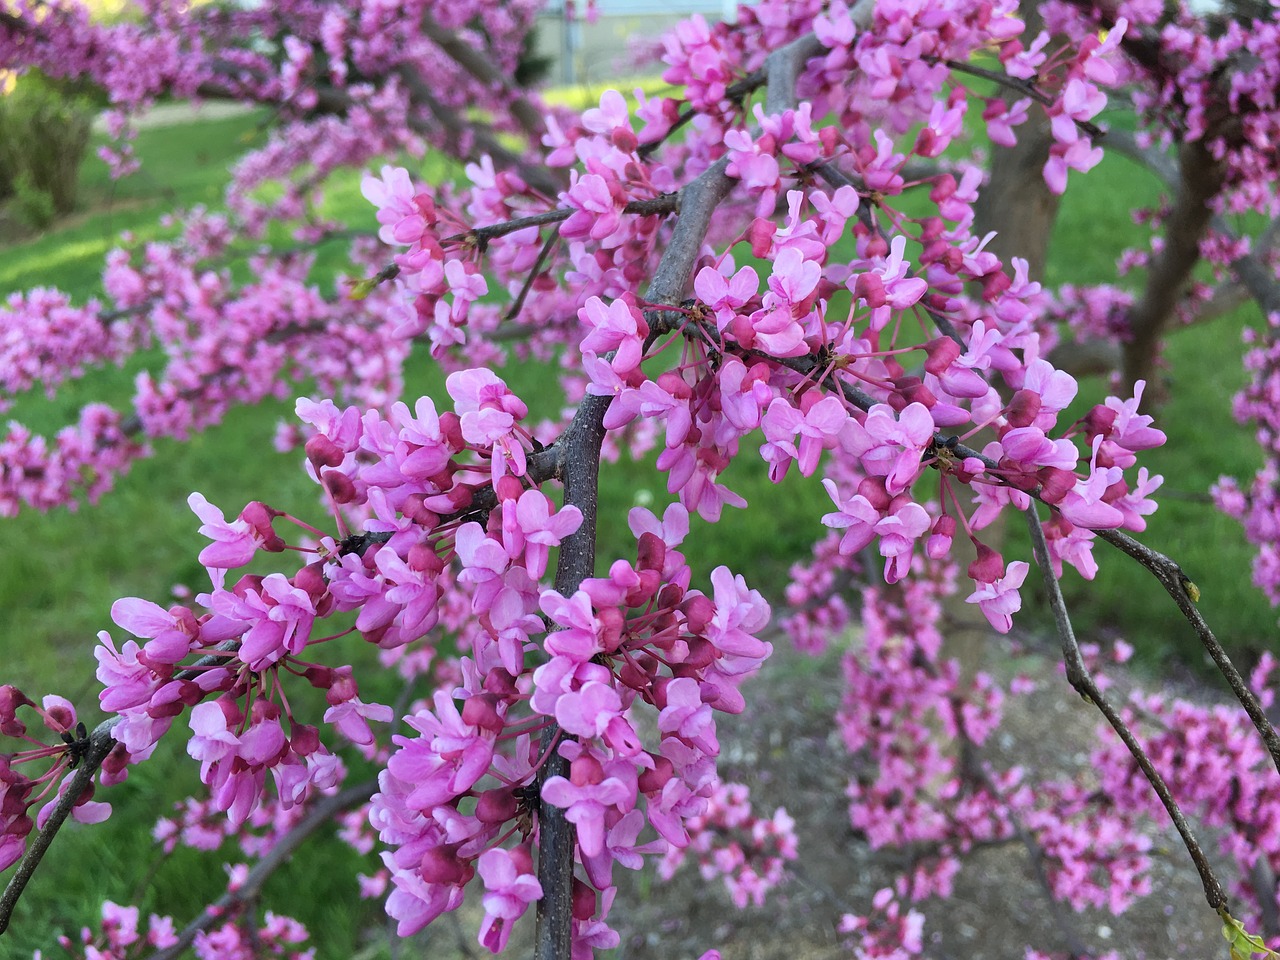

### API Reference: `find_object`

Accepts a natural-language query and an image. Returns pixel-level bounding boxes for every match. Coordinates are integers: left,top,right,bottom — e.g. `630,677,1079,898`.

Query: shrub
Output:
0,73,94,228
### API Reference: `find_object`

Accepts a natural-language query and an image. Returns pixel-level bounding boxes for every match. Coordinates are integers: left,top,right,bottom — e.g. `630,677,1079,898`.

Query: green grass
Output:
1037,145,1272,670
0,91,1274,955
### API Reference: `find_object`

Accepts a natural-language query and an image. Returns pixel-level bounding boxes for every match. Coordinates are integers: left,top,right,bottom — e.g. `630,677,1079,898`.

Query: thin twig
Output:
925,57,1105,140
503,232,561,324
1094,526,1280,777
1024,503,1229,913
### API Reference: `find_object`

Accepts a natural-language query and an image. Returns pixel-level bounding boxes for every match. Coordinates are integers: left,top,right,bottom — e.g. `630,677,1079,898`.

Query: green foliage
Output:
0,72,95,228
1221,910,1280,960
11,169,57,229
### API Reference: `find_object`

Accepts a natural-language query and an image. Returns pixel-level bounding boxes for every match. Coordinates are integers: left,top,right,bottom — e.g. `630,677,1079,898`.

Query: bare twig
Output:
0,718,118,936
503,232,561,324
926,56,1104,139
1093,526,1280,776
1024,504,1230,912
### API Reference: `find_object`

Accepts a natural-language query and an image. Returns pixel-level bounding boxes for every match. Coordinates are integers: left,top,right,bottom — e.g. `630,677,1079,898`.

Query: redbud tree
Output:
2,0,1280,958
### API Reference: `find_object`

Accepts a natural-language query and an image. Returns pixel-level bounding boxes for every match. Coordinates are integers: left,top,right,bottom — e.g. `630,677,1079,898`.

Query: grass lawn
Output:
0,94,1272,956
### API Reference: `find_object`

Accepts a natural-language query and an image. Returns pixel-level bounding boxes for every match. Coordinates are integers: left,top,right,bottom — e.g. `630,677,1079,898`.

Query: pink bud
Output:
1082,404,1118,440
857,476,892,511
1038,467,1076,503
304,434,344,469
1006,389,1042,428
323,470,357,503
572,878,597,921
569,753,604,787
420,845,470,885
968,543,1006,584
923,336,961,376
680,594,716,633
475,788,518,823
304,665,334,689
927,514,956,559
747,218,776,258
327,667,358,705
461,693,503,733
402,494,441,528
495,475,524,503
483,668,519,698
638,754,674,794
291,724,320,756
43,701,75,734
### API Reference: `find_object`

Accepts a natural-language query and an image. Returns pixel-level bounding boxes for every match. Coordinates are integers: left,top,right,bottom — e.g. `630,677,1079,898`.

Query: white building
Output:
536,1,744,85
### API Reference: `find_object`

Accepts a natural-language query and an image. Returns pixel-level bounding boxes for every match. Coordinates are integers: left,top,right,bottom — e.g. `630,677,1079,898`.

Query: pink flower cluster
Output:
781,553,1177,943
656,780,797,908
1215,312,1280,609
39,897,312,960
371,498,774,948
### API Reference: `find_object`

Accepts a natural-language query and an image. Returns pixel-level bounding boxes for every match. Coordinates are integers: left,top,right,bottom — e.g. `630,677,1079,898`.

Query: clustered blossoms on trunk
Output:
3,0,1280,957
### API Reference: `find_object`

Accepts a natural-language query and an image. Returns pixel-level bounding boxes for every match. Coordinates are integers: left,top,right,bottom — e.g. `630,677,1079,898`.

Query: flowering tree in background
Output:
2,0,1280,958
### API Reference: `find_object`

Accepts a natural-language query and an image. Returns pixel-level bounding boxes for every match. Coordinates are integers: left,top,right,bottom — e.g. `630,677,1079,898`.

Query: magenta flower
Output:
374,546,441,642
966,560,1030,633
502,490,583,579
695,263,759,331
324,696,393,747
821,479,884,556
579,296,647,373
212,574,317,670
875,500,931,584
388,691,496,811
540,773,632,858
381,855,466,937
658,677,717,754
844,403,935,494
95,634,159,712
760,395,847,480
555,679,624,739
706,566,771,660
560,172,624,241
188,493,259,569
477,846,542,953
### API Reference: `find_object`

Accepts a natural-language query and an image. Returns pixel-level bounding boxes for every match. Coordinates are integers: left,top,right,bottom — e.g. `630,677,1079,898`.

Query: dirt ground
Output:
403,626,1235,960
599,642,1221,960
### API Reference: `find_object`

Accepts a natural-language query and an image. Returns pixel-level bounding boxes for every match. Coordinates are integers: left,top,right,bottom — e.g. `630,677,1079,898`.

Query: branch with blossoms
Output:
0,640,244,935
7,0,1280,957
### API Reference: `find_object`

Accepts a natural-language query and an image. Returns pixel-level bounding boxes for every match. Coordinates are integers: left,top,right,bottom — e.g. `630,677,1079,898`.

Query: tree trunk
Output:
971,1,1061,283
1120,140,1225,401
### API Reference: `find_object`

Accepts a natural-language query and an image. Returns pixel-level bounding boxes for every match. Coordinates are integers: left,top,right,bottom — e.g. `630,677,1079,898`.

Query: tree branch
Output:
145,779,377,960
530,14,872,959
417,10,549,149
0,644,239,935
1024,504,1230,913
1093,526,1280,777
1120,140,1225,396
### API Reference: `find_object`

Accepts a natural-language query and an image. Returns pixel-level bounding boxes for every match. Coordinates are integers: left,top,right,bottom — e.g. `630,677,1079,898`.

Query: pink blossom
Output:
477,846,542,953
966,560,1030,633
